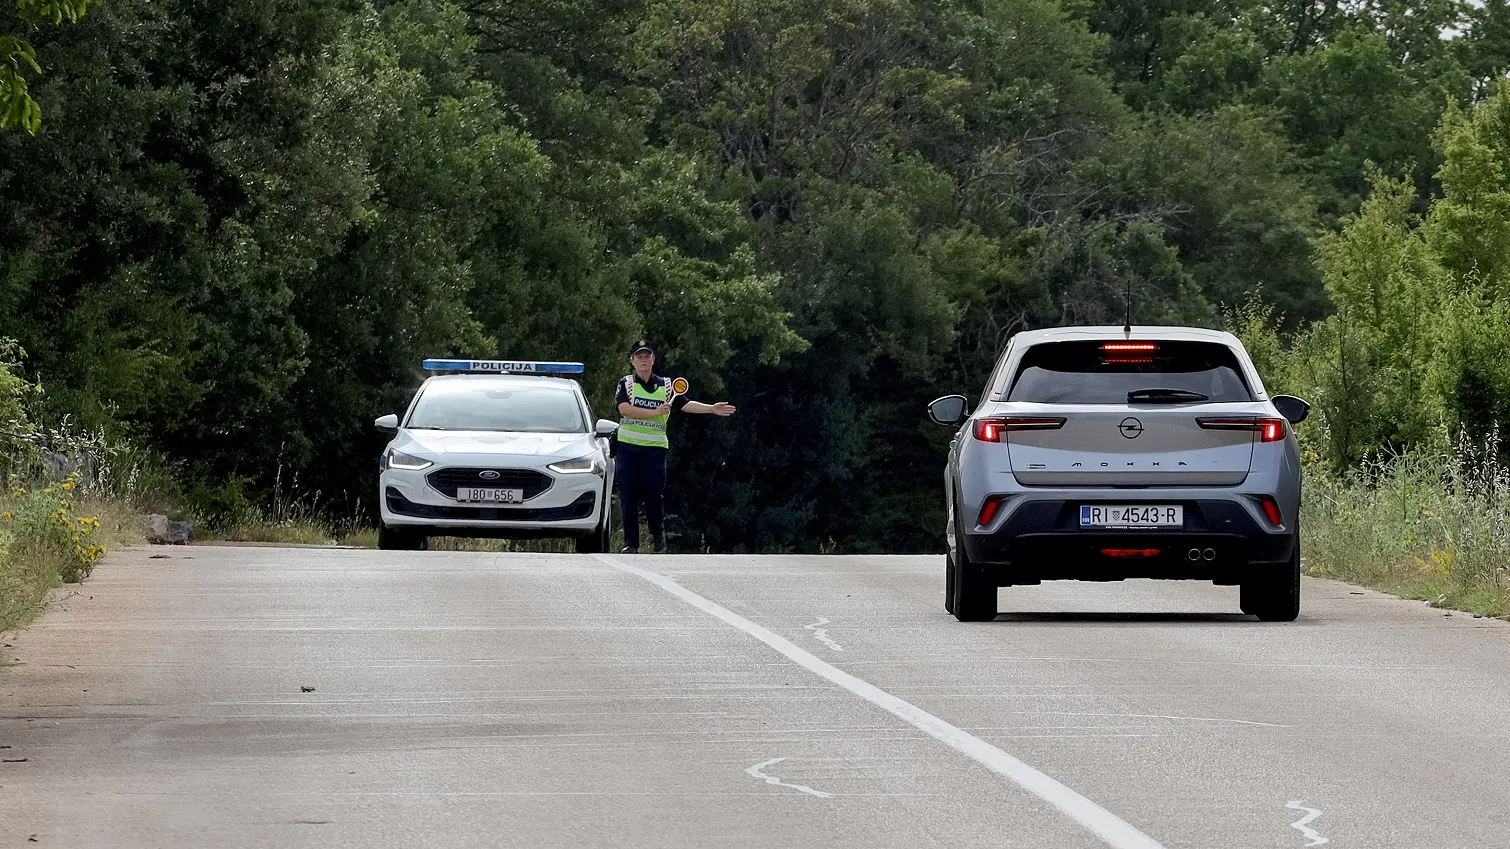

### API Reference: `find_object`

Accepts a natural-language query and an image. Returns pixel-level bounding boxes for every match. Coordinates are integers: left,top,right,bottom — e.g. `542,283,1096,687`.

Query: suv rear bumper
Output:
961,498,1295,585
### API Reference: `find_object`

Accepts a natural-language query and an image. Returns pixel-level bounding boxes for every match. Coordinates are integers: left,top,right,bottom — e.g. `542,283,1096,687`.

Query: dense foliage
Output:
3,0,1509,552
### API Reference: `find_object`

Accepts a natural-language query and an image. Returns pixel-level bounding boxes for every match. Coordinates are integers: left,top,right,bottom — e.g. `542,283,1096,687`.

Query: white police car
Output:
373,360,617,552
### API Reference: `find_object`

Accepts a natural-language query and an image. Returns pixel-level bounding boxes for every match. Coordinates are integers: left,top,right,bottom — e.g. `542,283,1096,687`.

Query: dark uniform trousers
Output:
616,442,667,549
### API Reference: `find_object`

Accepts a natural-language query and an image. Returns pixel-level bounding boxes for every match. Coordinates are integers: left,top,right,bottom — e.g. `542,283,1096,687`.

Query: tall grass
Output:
1,414,155,632
1,474,139,631
1302,429,1510,617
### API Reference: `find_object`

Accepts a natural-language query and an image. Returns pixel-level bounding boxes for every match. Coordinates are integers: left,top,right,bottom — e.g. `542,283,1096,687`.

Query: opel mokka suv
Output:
928,326,1311,622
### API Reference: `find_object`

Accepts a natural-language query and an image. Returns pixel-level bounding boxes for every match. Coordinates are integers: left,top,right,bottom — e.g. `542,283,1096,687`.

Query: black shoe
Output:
652,537,666,553
620,545,638,554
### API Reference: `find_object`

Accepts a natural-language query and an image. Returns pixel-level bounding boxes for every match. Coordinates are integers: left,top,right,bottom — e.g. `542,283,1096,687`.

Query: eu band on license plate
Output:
1080,505,1183,528
458,487,524,504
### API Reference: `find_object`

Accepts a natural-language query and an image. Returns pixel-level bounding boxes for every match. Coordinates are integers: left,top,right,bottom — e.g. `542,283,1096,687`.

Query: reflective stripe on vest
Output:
618,376,670,448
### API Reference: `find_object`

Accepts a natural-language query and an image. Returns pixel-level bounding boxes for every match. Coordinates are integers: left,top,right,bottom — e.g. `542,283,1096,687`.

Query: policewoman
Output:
615,340,736,553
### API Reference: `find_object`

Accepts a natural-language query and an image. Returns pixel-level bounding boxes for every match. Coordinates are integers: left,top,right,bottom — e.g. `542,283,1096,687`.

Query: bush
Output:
1,472,111,630
1301,433,1510,617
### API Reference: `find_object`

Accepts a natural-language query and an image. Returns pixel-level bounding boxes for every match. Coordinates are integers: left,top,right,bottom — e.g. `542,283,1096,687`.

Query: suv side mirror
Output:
927,395,969,426
374,414,399,432
1272,395,1310,425
595,419,618,438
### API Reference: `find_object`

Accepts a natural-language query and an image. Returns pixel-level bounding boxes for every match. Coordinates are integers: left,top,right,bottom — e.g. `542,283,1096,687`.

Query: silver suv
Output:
928,326,1311,622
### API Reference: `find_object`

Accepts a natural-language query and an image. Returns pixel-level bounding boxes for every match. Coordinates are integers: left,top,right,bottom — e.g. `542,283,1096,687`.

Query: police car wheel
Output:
378,524,428,551
574,498,613,554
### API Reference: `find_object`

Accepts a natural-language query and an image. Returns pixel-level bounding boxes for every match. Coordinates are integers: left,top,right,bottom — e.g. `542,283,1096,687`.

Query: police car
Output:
373,360,617,552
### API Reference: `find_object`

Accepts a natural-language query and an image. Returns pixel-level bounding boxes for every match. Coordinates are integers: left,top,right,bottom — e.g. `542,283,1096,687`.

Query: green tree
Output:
1314,169,1447,459
1425,86,1510,288
1,0,100,133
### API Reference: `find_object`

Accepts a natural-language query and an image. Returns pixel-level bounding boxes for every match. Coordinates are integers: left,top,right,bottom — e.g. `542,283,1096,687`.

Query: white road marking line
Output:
804,617,845,652
745,757,834,798
1286,801,1329,846
1007,711,1287,728
593,554,1167,849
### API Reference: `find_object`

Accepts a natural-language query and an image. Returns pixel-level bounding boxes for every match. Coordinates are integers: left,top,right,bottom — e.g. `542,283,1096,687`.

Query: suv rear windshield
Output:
1003,340,1253,404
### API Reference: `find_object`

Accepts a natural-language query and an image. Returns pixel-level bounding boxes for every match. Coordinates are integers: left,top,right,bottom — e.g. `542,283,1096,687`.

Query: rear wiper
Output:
1127,388,1209,403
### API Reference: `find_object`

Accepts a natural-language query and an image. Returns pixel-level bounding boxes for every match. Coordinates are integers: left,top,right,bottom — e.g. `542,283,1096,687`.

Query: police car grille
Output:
426,468,553,499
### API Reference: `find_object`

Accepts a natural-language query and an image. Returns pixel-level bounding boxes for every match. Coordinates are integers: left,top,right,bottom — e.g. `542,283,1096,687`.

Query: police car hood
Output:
400,430,593,458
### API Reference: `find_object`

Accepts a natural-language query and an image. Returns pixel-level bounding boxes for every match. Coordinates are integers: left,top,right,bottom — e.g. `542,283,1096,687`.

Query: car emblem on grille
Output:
479,470,501,480
1118,417,1144,439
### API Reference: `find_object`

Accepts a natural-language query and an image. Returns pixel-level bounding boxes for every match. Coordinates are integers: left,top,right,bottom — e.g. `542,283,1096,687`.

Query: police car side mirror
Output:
1272,395,1310,425
374,414,399,433
928,395,969,426
595,419,618,438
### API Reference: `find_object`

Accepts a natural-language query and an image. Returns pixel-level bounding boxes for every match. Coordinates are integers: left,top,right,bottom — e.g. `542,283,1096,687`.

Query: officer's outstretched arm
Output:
682,401,737,417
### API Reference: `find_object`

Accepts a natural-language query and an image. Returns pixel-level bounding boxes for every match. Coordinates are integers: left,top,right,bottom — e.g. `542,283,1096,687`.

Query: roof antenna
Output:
1123,278,1132,338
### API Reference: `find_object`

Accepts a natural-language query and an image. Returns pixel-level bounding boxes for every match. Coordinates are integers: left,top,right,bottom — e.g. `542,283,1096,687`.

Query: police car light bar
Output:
422,359,585,375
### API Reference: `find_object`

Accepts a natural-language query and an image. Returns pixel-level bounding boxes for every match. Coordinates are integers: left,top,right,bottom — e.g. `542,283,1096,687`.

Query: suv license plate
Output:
1080,505,1182,528
458,487,524,504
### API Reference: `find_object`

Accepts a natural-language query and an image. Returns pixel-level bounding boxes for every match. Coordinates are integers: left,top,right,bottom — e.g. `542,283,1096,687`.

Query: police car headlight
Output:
548,455,600,474
387,449,434,471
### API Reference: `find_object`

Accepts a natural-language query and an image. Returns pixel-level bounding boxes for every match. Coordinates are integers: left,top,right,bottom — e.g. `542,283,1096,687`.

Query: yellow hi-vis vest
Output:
618,376,670,448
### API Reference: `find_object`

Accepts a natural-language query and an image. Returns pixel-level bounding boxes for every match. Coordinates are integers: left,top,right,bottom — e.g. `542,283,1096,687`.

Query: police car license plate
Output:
458,487,524,504
1080,505,1182,528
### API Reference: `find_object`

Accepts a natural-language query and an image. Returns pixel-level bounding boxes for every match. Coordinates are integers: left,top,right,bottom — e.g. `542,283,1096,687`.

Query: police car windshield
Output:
407,382,586,433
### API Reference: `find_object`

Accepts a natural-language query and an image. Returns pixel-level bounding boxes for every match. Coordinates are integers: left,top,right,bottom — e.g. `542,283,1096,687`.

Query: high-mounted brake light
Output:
972,417,1066,442
1101,341,1157,364
1196,417,1287,443
422,359,585,375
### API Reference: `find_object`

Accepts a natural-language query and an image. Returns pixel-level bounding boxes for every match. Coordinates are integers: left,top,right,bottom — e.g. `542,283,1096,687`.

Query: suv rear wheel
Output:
1240,531,1301,621
949,506,998,622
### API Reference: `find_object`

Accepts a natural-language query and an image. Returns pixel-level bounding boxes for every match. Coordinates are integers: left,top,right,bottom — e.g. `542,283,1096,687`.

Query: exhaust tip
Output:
1202,548,1216,561
1187,548,1201,561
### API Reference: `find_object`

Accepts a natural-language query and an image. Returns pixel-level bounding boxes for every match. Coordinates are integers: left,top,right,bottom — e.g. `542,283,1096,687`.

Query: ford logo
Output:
479,470,501,481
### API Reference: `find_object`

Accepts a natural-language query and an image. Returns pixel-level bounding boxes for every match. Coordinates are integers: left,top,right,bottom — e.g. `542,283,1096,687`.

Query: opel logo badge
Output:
479,470,501,481
1118,417,1144,439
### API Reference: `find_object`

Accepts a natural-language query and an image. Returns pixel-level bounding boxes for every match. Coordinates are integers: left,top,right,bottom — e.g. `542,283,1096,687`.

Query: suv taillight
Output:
972,417,1066,442
1196,417,1287,443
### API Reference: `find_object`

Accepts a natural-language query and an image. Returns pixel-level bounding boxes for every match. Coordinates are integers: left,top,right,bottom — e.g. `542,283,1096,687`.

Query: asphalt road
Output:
2,547,1508,849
